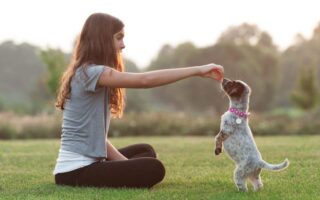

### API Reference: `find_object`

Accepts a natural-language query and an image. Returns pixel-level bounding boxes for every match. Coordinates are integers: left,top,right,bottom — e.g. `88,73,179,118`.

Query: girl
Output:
53,12,224,188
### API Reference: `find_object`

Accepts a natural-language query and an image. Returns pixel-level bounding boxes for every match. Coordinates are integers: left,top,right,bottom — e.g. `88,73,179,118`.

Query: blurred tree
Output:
0,97,5,111
218,23,277,50
40,48,68,97
205,23,280,112
277,22,320,107
146,24,280,113
257,32,276,49
148,44,175,70
313,22,320,41
0,41,46,113
311,22,320,80
124,59,150,112
291,67,319,110
148,42,204,112
293,34,307,46
218,23,260,45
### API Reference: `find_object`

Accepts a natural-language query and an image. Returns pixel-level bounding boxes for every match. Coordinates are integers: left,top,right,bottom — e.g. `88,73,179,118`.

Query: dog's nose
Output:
222,78,231,86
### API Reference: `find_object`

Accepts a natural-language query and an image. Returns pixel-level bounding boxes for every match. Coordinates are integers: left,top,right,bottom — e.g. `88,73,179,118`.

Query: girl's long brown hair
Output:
56,13,125,118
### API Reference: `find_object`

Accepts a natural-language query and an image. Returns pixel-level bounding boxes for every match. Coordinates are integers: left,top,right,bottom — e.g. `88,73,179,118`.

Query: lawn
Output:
0,136,319,200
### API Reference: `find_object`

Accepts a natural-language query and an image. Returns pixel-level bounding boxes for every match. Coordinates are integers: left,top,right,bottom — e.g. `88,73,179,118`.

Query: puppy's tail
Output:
259,158,289,171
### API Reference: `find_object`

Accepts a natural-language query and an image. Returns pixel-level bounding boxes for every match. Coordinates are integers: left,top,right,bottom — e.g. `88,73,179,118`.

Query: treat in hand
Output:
211,68,224,82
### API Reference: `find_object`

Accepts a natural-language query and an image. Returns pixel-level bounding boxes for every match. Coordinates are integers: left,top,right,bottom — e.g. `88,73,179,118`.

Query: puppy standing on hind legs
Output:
214,78,289,192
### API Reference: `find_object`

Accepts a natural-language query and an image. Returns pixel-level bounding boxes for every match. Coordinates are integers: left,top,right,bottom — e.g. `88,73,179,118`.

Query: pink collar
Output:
229,107,250,119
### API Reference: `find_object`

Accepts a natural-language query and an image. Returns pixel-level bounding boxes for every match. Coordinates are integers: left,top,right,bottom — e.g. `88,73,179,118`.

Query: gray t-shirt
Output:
60,64,109,158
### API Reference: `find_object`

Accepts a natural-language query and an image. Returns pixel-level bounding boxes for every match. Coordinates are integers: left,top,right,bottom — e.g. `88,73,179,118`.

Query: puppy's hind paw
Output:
215,148,222,155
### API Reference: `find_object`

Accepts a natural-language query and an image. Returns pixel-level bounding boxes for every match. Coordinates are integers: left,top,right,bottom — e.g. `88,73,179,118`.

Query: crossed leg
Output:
55,143,165,188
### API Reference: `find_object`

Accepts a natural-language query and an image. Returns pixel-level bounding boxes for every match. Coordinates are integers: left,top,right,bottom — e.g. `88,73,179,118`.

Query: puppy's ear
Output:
237,84,245,95
229,83,245,98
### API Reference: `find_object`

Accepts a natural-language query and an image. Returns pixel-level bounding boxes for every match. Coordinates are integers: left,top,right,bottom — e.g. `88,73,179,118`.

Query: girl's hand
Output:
198,63,224,81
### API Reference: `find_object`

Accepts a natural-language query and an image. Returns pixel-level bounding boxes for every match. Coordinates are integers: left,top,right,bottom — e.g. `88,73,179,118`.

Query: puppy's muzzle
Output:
222,78,231,87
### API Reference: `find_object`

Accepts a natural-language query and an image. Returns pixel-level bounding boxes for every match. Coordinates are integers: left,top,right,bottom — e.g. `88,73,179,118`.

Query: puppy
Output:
214,78,289,192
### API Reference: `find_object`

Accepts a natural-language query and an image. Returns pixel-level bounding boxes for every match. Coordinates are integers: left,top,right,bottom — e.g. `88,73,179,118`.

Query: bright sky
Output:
0,0,319,68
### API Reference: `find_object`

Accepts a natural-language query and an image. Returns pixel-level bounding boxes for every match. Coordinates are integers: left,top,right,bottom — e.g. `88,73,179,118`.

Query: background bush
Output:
0,108,319,139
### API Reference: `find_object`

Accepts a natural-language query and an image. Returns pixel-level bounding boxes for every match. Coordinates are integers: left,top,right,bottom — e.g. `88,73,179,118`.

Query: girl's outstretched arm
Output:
98,63,223,89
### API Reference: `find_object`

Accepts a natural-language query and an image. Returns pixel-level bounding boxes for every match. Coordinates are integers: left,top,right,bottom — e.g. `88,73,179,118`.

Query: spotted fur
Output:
214,79,289,192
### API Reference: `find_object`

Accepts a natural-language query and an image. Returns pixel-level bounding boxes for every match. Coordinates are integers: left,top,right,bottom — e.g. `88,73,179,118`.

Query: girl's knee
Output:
144,158,166,186
140,143,157,158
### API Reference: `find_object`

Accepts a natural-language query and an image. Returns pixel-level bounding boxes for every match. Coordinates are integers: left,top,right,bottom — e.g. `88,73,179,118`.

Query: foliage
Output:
109,112,219,137
291,67,319,110
278,22,320,107
0,110,319,139
0,112,61,139
218,23,277,51
147,24,280,112
0,41,46,112
1,22,320,114
40,48,68,97
124,60,151,112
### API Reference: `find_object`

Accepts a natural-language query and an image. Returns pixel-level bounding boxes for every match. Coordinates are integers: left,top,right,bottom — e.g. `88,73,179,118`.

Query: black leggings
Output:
55,143,165,188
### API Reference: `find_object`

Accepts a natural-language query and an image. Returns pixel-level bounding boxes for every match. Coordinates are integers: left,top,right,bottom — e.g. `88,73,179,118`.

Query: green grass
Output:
0,136,319,200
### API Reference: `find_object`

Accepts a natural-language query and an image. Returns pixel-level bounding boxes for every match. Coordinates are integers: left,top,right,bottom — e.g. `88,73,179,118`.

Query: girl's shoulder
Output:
76,64,105,77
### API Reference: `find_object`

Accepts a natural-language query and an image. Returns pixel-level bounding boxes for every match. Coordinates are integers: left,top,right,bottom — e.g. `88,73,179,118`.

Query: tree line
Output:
0,22,319,114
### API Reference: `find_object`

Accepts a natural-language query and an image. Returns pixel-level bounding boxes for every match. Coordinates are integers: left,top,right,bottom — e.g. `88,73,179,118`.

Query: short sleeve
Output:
82,65,105,92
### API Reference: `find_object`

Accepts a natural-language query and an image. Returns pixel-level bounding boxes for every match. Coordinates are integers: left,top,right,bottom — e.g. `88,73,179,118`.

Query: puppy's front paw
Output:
215,148,222,155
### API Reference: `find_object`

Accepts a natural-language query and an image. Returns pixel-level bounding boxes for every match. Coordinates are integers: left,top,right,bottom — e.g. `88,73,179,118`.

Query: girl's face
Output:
113,29,125,52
